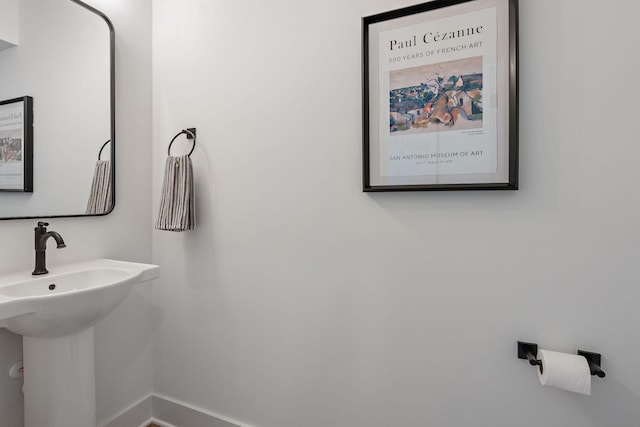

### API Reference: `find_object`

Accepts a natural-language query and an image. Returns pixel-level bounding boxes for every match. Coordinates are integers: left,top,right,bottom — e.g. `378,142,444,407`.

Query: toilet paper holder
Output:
517,341,606,378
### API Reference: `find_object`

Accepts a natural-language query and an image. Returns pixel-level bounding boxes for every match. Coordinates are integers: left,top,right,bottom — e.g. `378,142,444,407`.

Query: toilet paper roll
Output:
537,349,591,395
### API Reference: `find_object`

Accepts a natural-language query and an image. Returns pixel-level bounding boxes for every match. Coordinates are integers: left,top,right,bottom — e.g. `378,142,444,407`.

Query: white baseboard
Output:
102,394,250,427
144,418,176,427
99,395,152,427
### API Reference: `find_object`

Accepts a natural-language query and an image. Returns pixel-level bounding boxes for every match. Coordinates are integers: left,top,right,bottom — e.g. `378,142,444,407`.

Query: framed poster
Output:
0,96,33,192
363,0,518,191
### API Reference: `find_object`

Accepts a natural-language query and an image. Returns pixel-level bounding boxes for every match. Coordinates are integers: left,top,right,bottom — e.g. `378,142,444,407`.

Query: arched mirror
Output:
0,0,114,219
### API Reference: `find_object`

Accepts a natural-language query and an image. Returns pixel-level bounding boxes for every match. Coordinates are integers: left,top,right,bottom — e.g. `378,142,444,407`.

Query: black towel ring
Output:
168,128,197,157
98,140,111,160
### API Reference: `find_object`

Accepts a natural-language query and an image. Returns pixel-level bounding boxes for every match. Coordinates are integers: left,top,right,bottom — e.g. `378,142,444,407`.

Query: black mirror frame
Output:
1,0,115,220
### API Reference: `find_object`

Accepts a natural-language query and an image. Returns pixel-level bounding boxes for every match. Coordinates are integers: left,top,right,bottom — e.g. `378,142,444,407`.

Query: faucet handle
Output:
36,221,49,228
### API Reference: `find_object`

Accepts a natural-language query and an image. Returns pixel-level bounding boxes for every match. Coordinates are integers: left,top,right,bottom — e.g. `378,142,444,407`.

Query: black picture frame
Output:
363,0,518,191
0,96,33,192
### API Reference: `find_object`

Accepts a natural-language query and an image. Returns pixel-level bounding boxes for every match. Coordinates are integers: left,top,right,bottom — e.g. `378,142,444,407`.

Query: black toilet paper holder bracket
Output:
517,341,606,378
577,349,606,378
517,341,543,369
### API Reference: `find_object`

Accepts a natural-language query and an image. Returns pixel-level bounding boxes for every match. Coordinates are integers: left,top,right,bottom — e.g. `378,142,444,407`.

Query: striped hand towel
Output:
156,155,195,231
86,160,112,214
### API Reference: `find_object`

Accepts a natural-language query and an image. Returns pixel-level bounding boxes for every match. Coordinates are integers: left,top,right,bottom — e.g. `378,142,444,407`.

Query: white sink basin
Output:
0,259,159,338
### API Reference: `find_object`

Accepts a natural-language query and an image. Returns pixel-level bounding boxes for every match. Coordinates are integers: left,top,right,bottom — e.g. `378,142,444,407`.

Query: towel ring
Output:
98,140,111,160
168,128,196,157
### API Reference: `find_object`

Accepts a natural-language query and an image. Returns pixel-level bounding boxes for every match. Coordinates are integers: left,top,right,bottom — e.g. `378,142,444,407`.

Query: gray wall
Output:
0,0,153,425
151,0,640,426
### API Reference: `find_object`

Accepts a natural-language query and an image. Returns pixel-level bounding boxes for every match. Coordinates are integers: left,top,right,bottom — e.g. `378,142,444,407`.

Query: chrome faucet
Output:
32,221,66,275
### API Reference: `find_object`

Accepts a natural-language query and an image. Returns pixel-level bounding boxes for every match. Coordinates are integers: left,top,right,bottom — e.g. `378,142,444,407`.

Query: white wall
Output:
152,1,640,426
0,0,19,50
0,0,152,425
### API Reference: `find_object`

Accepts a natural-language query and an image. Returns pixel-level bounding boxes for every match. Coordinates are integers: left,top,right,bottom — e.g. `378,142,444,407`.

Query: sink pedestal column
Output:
23,327,96,427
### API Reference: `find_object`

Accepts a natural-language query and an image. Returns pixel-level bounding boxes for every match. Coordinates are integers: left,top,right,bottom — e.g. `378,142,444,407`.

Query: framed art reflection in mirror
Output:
0,96,33,192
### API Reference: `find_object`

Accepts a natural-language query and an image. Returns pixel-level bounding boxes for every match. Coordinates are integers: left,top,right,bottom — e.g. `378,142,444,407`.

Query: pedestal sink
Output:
0,258,159,427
